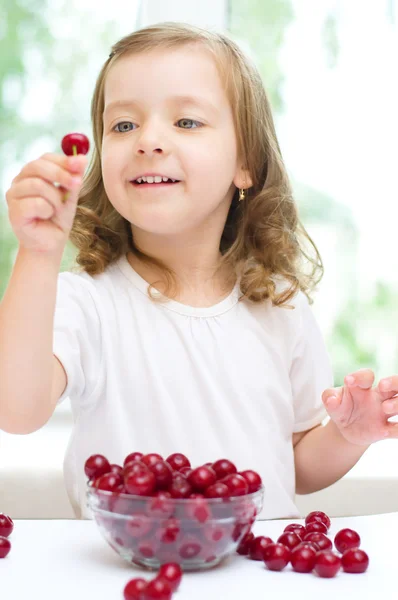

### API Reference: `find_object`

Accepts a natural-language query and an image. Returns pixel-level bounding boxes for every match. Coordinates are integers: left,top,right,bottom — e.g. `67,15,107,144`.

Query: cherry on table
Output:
277,532,301,551
123,577,147,600
0,514,13,538
262,543,291,571
305,521,328,535
290,544,317,573
334,528,361,554
61,132,90,156
314,550,341,578
303,532,332,551
283,523,306,538
142,577,173,600
341,548,369,573
0,537,11,558
237,531,255,555
249,536,273,560
157,562,183,592
305,511,331,531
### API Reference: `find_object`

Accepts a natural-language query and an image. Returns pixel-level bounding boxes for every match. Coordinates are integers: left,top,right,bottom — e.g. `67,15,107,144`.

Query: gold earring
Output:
239,188,246,202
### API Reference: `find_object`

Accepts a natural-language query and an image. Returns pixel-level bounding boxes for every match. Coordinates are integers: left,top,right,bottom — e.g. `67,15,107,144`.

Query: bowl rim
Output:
86,481,264,504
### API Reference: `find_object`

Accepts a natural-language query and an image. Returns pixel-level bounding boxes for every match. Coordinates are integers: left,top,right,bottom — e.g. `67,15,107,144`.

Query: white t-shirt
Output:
53,254,332,520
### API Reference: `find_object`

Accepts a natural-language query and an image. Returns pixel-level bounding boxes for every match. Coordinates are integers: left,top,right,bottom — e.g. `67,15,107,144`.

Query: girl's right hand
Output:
5,152,88,255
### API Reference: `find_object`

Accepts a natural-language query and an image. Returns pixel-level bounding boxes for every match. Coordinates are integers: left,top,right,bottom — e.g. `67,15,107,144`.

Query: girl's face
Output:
101,45,249,239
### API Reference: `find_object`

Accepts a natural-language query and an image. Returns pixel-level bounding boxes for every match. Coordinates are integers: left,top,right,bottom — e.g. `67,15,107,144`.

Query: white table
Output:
1,513,396,599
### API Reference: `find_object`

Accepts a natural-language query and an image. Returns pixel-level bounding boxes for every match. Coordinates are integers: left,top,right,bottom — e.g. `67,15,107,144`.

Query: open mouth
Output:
131,176,181,187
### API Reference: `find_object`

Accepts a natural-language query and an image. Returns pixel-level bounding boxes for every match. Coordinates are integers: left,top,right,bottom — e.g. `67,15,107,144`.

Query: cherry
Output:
124,467,156,496
124,452,144,468
341,548,369,573
169,477,192,499
147,460,173,489
305,521,328,535
0,537,11,558
146,493,174,518
314,550,341,578
262,543,291,571
220,473,248,497
277,532,301,551
211,459,237,479
249,536,274,561
157,562,183,592
185,496,211,523
109,464,124,478
290,544,317,573
204,482,230,499
296,541,321,553
84,454,111,480
166,453,191,471
123,578,147,600
61,132,90,156
125,513,152,539
179,467,193,477
283,524,305,538
0,514,14,538
303,532,332,551
124,461,148,478
141,453,164,468
237,531,255,555
178,535,202,559
305,511,331,531
334,528,361,554
188,466,217,492
95,472,123,492
142,577,172,600
239,470,262,493
157,518,180,544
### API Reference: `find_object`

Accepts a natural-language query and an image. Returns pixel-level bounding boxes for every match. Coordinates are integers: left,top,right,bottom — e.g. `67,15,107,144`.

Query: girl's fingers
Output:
322,388,343,415
344,368,375,390
381,397,398,416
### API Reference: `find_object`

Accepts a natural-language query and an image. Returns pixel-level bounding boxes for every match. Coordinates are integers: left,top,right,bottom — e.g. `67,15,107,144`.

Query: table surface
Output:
1,513,397,599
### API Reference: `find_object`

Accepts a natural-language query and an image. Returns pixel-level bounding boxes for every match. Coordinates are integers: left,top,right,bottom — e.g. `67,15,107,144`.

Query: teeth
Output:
135,176,178,184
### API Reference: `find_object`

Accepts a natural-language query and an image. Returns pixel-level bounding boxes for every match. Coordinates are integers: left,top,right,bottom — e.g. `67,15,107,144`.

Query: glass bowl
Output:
86,483,264,571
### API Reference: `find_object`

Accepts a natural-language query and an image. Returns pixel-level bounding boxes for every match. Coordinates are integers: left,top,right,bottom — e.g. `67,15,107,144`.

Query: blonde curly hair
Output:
70,21,323,307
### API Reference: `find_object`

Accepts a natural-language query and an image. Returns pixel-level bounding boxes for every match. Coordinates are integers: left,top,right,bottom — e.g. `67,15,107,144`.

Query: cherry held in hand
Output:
61,133,90,156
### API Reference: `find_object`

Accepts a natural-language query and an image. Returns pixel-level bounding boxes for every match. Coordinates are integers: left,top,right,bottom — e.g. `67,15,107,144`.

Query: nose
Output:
134,119,168,156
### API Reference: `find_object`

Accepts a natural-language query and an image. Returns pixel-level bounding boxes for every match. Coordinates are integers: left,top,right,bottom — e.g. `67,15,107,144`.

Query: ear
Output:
233,164,253,189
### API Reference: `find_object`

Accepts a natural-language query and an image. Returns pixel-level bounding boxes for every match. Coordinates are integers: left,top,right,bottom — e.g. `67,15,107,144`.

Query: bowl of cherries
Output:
85,451,264,572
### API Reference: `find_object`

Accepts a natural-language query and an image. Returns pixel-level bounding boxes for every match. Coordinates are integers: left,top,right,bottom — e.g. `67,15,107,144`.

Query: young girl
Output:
2,22,397,521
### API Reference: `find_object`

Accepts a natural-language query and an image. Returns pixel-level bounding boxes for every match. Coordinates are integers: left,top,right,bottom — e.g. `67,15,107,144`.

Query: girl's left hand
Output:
322,369,398,445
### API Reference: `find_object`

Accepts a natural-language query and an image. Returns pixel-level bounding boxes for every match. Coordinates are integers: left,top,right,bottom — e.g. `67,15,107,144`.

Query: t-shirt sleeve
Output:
290,291,333,432
53,272,102,406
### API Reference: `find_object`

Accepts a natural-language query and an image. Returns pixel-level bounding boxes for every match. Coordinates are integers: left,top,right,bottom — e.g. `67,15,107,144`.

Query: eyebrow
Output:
103,95,220,117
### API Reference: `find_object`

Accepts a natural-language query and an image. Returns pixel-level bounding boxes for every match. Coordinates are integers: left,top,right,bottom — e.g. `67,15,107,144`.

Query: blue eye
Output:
177,118,202,129
113,122,136,133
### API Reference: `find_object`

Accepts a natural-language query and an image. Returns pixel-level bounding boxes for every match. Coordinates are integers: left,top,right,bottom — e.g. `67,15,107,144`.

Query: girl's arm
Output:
293,419,369,494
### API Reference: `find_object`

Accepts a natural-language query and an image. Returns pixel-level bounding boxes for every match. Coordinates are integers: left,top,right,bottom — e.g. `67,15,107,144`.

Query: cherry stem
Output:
73,145,77,156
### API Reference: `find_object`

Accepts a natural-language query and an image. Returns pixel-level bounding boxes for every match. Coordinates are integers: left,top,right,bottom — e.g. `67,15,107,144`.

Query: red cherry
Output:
179,467,192,477
249,536,274,560
125,513,152,539
284,524,305,538
157,518,181,544
239,470,262,493
61,132,90,156
123,577,147,600
169,477,192,499
277,532,302,551
303,532,332,551
296,541,321,553
211,459,237,479
204,482,230,498
141,453,163,468
237,531,255,555
124,466,156,496
334,528,361,554
178,534,202,559
220,473,248,497
95,472,123,492
305,521,328,535
146,492,174,518
166,453,191,471
84,454,111,480
305,510,331,531
0,537,11,558
142,577,172,600
157,562,183,592
290,544,317,573
0,515,14,538
262,543,291,571
109,464,124,478
341,548,369,573
147,460,173,489
124,461,149,479
185,496,212,523
123,452,144,468
314,550,341,578
188,466,217,492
